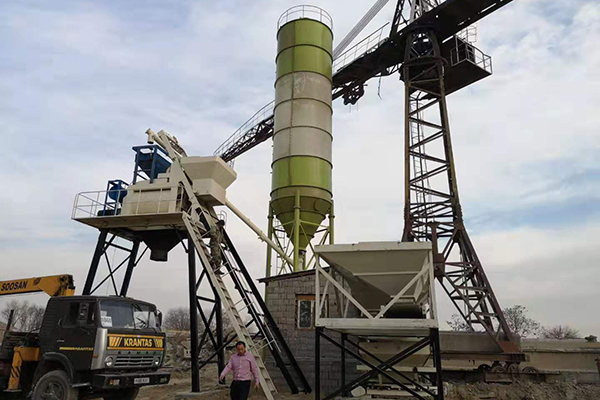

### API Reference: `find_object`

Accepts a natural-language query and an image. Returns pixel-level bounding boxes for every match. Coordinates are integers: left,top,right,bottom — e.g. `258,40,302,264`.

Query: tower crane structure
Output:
214,0,519,353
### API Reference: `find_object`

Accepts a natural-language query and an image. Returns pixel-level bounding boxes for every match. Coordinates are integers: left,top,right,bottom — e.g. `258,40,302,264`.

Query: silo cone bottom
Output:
270,191,332,253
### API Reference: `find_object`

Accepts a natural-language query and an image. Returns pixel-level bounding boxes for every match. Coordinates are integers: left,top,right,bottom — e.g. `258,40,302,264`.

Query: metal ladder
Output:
408,100,432,238
183,215,278,400
219,228,311,394
188,211,311,394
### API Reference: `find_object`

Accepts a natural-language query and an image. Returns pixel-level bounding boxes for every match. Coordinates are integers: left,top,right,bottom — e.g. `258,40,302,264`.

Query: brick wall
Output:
264,270,361,396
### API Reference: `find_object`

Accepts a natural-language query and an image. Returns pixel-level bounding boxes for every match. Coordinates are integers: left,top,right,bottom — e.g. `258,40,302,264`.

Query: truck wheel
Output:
32,370,78,400
104,388,140,400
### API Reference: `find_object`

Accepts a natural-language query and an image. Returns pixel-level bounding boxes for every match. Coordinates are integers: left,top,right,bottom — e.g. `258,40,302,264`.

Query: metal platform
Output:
319,318,438,337
333,29,492,102
442,36,492,94
72,187,191,233
331,0,507,101
74,213,187,231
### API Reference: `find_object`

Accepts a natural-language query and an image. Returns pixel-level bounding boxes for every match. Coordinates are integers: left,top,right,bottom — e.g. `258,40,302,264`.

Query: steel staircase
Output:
155,136,310,397
183,214,278,400
183,211,311,394
220,228,311,394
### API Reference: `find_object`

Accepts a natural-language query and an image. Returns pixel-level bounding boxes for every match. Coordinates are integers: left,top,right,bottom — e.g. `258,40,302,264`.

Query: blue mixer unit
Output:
132,145,171,183
107,180,128,202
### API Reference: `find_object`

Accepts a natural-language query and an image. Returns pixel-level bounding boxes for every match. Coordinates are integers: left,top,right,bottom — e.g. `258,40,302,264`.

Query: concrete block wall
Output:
263,270,361,395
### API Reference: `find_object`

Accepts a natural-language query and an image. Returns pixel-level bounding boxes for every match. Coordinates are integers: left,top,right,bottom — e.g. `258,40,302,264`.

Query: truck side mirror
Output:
157,311,163,328
75,302,92,326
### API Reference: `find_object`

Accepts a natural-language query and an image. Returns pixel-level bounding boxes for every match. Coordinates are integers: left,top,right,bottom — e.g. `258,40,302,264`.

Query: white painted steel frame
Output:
315,248,438,335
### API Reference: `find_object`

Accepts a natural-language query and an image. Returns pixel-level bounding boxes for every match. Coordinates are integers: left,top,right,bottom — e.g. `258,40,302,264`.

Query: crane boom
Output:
0,275,75,297
333,0,391,59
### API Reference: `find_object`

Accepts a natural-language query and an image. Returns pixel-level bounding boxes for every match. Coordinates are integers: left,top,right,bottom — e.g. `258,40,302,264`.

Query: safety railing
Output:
277,5,333,31
72,188,182,220
450,37,492,74
457,23,478,45
333,23,388,74
213,100,274,160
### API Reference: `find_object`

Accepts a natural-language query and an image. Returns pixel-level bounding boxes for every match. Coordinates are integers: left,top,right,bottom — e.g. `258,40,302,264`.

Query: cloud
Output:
465,219,600,334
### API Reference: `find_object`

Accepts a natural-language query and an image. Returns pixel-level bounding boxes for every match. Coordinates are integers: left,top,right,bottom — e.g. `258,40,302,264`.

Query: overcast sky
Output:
1,0,599,336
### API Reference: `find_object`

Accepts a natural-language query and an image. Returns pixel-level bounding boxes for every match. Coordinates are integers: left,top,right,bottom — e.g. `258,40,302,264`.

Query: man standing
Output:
219,341,260,400
208,219,226,273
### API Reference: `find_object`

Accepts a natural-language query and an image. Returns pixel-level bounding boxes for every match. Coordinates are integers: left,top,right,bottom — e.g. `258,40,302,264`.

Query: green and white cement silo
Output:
269,7,334,273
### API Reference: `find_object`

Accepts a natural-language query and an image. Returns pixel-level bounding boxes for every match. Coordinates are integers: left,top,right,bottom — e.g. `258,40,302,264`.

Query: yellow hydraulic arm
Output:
1,275,75,392
0,275,75,297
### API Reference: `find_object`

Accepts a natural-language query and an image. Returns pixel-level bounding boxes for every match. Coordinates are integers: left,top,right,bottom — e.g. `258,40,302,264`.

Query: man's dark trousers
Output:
231,380,251,400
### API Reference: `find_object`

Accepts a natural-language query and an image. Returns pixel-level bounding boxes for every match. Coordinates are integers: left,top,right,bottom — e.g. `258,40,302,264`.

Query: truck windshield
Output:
99,301,159,330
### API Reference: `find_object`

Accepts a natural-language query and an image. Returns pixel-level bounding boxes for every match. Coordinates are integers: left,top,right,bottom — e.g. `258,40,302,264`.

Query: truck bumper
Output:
92,370,171,389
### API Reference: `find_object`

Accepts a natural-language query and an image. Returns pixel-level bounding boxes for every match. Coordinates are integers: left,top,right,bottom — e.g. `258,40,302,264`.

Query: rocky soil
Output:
446,380,600,400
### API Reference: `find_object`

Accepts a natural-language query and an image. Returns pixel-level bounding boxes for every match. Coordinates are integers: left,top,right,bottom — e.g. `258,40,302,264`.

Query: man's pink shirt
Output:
219,352,259,383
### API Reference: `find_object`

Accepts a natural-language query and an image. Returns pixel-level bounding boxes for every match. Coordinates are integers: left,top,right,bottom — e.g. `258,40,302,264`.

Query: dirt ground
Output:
137,365,279,400
446,380,600,400
137,366,600,400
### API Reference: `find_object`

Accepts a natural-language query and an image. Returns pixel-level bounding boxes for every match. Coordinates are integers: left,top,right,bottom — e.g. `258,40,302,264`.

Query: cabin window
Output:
63,302,94,326
296,294,327,330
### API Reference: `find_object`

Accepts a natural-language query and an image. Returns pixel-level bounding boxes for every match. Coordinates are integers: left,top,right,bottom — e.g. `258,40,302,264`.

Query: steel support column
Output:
83,230,148,297
215,283,225,378
266,206,274,278
120,239,140,296
341,333,347,397
329,201,335,244
195,273,224,381
315,327,322,400
188,238,200,392
293,189,301,272
432,329,445,400
83,229,108,295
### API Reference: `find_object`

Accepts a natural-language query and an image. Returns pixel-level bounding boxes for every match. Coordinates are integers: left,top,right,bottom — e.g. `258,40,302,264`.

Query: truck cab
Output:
1,295,170,400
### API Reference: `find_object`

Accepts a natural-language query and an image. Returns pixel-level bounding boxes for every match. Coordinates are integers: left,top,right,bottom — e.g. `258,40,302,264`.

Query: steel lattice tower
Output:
400,1,514,348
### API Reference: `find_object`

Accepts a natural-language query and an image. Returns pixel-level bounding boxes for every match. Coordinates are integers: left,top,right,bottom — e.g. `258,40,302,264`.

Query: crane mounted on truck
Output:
0,275,170,400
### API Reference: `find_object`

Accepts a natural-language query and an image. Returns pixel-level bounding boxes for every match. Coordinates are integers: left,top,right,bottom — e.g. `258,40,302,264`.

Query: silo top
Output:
275,5,334,80
277,5,333,32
